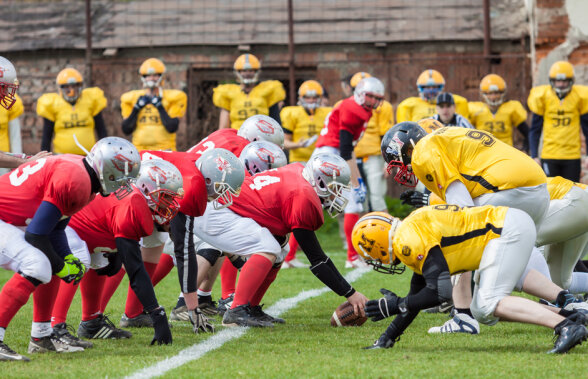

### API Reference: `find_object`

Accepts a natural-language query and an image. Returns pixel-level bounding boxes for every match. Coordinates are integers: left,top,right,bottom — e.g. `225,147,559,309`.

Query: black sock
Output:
198,294,212,304
455,308,473,317
175,296,186,309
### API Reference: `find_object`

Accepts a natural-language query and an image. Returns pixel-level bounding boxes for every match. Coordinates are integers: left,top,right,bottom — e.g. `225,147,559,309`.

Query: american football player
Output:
213,53,286,130
396,69,469,122
0,137,140,360
315,76,385,268
121,58,187,151
431,92,474,128
38,68,107,155
528,61,588,181
353,209,588,353
191,153,368,327
51,159,184,346
469,74,529,149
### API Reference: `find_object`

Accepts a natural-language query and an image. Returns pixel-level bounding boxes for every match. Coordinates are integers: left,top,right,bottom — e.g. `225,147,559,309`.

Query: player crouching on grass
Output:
352,209,588,353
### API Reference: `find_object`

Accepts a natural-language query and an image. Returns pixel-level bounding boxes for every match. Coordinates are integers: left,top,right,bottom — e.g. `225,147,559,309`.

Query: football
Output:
330,301,367,327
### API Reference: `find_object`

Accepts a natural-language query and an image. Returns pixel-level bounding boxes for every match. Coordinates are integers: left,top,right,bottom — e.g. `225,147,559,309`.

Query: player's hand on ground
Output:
189,308,215,334
400,190,429,208
149,307,172,345
365,288,400,322
347,290,368,317
56,254,85,284
363,333,397,350
95,252,122,277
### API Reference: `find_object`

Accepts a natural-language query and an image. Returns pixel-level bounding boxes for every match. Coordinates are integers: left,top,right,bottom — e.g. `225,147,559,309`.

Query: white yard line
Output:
125,267,370,379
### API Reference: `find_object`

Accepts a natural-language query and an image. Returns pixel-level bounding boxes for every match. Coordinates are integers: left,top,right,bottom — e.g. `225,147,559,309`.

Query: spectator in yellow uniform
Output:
396,69,469,123
38,68,107,155
469,74,529,150
214,53,285,130
121,58,187,151
528,61,588,182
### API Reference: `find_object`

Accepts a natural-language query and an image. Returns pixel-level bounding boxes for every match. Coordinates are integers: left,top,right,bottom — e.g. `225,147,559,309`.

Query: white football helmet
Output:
135,159,184,224
354,77,385,109
237,115,285,148
84,137,141,199
0,56,19,110
196,148,245,209
239,141,287,175
302,153,351,217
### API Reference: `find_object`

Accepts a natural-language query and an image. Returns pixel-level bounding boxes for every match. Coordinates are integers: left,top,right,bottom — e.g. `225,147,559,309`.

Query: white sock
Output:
569,272,588,294
0,327,5,342
178,292,184,299
31,322,52,338
197,289,212,297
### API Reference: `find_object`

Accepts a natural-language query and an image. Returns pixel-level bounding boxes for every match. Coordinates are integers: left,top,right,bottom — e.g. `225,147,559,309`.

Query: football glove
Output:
188,308,215,334
150,96,162,108
353,177,367,203
56,254,85,285
134,95,151,110
148,307,172,345
363,333,399,350
365,288,401,322
400,190,429,208
95,252,122,277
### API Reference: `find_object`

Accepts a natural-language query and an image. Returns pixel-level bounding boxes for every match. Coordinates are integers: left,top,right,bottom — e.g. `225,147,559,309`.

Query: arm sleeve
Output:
8,118,22,154
580,114,588,150
121,108,140,135
516,121,529,152
48,217,72,259
444,180,474,207
41,118,55,152
529,112,543,159
269,103,282,125
155,104,179,133
339,129,354,160
93,112,107,140
294,228,355,297
116,237,159,313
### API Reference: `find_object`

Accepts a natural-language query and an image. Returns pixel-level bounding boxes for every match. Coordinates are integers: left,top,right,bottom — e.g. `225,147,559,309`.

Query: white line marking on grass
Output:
125,267,371,379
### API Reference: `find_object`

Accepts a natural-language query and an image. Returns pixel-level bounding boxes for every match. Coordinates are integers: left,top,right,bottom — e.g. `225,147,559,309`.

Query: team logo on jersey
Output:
401,246,411,256
112,154,135,173
255,148,275,163
426,174,434,182
215,156,233,173
417,254,424,260
256,119,275,134
318,162,341,177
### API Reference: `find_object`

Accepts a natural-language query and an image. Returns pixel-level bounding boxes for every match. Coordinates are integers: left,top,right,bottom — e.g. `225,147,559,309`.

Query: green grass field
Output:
1,201,587,378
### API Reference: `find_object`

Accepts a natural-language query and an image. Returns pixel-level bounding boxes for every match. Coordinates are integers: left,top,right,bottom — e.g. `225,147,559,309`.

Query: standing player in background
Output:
528,61,588,182
469,74,529,150
431,92,474,128
214,53,285,130
314,76,385,268
281,80,332,269
38,68,107,155
396,69,469,123
0,137,140,361
121,58,187,151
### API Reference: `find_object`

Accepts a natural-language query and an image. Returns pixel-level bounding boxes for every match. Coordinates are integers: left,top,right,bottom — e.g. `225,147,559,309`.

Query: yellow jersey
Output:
393,204,508,275
354,100,394,158
396,94,469,123
0,94,24,151
412,127,546,200
37,87,107,155
213,80,285,130
527,84,588,159
546,176,575,200
280,105,331,162
120,89,187,151
468,100,527,146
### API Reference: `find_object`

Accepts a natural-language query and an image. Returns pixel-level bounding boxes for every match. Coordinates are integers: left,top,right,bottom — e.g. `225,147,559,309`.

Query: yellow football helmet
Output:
549,61,574,98
417,118,444,134
139,58,166,88
479,74,506,107
351,212,405,274
234,54,261,85
56,68,83,103
416,69,445,102
298,80,323,110
350,72,372,89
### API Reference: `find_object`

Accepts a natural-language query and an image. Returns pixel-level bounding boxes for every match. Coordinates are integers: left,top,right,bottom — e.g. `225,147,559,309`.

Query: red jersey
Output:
140,150,207,218
69,189,153,254
187,129,249,158
0,155,94,225
228,163,324,236
315,96,372,149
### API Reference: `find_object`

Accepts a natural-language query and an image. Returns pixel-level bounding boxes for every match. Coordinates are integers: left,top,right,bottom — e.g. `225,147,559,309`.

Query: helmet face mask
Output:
139,58,166,89
381,122,427,187
298,80,323,110
549,61,574,98
416,69,445,102
56,68,83,103
480,74,506,108
234,54,261,86
351,212,405,275
135,159,184,224
302,153,351,217
237,115,285,148
0,56,19,110
240,140,287,175
196,148,245,210
354,77,385,110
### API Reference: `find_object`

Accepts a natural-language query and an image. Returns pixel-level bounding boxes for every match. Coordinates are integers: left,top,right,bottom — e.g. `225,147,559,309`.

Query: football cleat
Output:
250,304,285,324
0,341,30,361
423,300,454,314
169,305,190,321
281,259,309,269
222,304,273,328
28,332,85,354
53,323,93,349
427,312,480,335
217,294,235,316
548,320,588,354
344,258,369,269
78,314,132,339
120,312,153,328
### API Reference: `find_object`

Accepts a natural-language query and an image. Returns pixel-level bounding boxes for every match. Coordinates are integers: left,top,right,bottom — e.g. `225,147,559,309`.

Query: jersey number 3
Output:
9,158,47,186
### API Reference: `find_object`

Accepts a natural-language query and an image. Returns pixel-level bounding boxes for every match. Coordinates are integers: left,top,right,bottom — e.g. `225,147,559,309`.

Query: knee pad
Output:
20,257,52,284
197,248,223,266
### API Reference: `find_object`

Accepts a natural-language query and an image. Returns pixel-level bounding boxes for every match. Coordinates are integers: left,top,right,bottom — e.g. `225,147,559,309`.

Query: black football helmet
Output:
380,121,427,187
